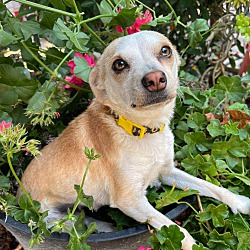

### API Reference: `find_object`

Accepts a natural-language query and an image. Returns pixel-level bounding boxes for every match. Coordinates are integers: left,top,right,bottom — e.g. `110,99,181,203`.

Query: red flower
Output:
0,121,12,133
116,10,153,34
65,53,96,89
138,247,152,250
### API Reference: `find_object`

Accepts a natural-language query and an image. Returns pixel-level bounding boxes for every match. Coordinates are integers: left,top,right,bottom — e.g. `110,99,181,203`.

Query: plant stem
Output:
82,23,107,47
61,79,92,92
14,0,77,18
177,201,199,214
135,0,157,19
163,0,186,28
79,14,114,25
7,153,40,216
21,42,56,77
238,213,250,231
106,0,115,9
71,158,93,215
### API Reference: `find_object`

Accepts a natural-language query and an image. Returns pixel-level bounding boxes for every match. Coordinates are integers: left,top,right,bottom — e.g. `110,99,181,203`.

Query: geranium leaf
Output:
208,229,237,249
108,7,137,28
215,75,246,102
199,204,229,227
148,225,184,250
155,186,198,209
74,184,93,210
12,20,40,41
108,209,138,230
184,131,212,152
74,57,92,82
207,119,226,137
97,0,113,25
0,64,38,104
237,232,250,250
234,176,250,186
212,136,250,160
187,112,207,131
187,19,209,48
0,30,17,46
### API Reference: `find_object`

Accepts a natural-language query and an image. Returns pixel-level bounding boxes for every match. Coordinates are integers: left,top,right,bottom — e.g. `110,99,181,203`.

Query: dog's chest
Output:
118,129,174,184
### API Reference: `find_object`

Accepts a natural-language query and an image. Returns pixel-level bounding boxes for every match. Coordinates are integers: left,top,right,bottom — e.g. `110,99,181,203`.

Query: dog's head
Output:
89,31,180,113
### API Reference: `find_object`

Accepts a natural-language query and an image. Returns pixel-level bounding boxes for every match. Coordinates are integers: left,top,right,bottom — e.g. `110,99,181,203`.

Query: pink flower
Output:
65,53,96,89
138,247,152,250
116,10,153,34
65,75,85,89
0,121,12,133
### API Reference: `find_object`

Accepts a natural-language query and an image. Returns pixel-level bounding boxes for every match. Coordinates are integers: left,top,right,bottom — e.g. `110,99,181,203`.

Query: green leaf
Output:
174,121,189,141
108,7,137,28
234,176,250,186
0,175,10,190
187,19,209,48
241,73,250,84
49,0,66,10
148,225,184,250
74,184,93,210
193,243,209,250
0,64,38,107
215,75,246,102
0,111,12,122
182,154,218,177
0,30,17,46
184,131,212,152
199,204,229,227
179,86,201,105
207,119,226,137
187,112,207,131
54,19,89,52
27,92,47,112
212,136,250,160
13,20,40,41
108,209,138,230
141,13,173,29
208,229,237,249
155,186,198,209
73,210,87,235
224,121,239,136
232,214,250,233
237,232,250,250
74,57,92,82
97,0,113,25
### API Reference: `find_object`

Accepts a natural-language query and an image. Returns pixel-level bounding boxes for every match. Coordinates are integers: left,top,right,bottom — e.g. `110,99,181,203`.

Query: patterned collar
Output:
111,111,165,139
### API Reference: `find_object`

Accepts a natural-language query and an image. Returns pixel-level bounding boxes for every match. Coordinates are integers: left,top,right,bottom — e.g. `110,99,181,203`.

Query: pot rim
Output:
0,195,196,243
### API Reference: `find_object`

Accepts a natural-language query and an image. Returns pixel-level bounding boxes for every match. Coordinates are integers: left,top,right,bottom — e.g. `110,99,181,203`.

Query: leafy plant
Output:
0,0,250,249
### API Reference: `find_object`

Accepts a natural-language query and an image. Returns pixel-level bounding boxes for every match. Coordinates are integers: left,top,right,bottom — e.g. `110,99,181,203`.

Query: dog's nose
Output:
142,71,167,92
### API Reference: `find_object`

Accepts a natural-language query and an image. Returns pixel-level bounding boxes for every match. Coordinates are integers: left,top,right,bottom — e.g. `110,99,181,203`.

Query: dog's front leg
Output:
161,167,250,215
113,192,196,250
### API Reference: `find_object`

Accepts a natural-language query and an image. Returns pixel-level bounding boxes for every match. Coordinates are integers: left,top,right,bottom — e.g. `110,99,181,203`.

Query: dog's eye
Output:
160,46,172,58
112,59,128,72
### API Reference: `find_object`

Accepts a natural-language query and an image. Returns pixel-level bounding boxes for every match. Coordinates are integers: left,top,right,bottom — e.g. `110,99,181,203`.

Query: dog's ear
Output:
89,63,108,102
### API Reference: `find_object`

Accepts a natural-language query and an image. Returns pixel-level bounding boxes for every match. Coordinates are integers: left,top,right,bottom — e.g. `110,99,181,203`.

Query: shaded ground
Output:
0,224,23,250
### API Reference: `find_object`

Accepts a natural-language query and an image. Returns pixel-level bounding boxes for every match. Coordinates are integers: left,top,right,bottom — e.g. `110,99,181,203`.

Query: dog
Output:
17,31,250,249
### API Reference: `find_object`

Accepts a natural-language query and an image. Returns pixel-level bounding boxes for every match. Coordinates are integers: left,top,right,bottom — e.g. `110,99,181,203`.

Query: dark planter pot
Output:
0,195,195,250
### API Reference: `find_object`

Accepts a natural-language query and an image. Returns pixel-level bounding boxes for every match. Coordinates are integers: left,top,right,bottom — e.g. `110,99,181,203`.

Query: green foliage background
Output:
0,0,250,249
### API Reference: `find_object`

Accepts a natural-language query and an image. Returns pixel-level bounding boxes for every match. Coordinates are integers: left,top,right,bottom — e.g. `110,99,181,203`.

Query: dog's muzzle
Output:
142,71,167,92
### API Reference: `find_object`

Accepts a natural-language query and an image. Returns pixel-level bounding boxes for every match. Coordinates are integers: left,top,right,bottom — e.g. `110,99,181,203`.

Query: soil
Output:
0,224,23,250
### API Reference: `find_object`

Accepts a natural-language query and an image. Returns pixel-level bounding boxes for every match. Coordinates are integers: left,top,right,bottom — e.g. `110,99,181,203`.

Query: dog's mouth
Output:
132,94,176,108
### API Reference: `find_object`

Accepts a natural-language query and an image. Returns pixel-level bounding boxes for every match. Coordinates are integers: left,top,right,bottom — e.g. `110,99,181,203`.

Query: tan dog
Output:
18,31,250,249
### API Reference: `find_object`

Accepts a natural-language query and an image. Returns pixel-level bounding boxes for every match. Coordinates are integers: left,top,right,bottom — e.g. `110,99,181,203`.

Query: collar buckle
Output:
117,115,146,138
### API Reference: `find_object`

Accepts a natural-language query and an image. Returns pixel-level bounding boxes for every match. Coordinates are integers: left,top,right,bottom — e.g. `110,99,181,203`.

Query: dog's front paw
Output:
226,193,250,215
180,228,196,250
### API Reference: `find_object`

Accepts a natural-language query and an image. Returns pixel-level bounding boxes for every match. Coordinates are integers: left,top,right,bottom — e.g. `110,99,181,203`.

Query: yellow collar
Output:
112,112,165,139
